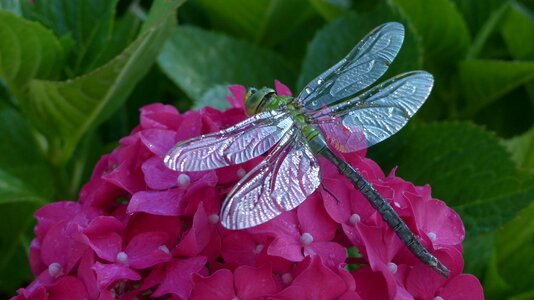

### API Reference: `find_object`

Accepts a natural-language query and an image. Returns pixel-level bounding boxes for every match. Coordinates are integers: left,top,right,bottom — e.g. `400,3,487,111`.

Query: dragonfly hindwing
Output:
164,110,293,171
220,128,321,230
314,71,434,153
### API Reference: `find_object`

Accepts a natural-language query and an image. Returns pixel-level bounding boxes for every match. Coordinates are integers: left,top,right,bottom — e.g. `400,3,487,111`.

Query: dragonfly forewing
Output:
297,22,405,111
220,128,321,230
164,110,293,171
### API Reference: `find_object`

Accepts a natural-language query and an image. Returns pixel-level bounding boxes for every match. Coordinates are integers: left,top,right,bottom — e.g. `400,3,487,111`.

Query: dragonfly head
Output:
244,87,276,115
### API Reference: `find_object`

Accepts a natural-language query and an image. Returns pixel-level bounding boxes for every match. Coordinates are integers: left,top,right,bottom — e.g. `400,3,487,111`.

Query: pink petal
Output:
297,194,337,241
29,239,46,275
128,189,187,216
83,216,124,235
354,221,403,270
226,85,247,109
289,256,347,299
102,161,146,195
125,231,171,269
34,201,82,240
190,269,235,299
173,203,212,257
152,257,207,298
79,172,126,209
81,217,124,262
437,274,484,300
338,291,363,300
78,252,99,300
304,241,347,269
141,157,180,190
234,265,277,298
46,276,89,300
267,235,304,262
138,264,165,291
139,103,181,130
92,262,140,289
221,231,263,266
41,222,87,273
138,129,177,157
352,266,394,300
274,80,292,96
125,214,182,244
274,286,304,299
405,246,465,297
176,111,203,141
413,199,465,247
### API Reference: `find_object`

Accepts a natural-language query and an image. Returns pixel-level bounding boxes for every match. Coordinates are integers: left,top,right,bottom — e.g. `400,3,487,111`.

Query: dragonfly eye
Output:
245,87,274,115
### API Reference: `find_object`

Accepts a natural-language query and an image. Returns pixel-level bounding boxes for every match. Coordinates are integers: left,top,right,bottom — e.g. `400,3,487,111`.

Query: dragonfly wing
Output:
220,128,321,230
315,71,433,152
296,22,405,110
164,110,293,171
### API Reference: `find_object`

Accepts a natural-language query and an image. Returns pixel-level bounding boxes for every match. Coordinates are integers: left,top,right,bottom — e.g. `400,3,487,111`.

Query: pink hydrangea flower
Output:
13,81,483,299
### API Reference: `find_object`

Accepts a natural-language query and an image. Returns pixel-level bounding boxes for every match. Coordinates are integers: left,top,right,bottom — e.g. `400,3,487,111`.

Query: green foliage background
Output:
0,0,533,298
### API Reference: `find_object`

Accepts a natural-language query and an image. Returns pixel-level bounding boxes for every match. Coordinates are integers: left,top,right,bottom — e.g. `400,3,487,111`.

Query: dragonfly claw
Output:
430,256,451,278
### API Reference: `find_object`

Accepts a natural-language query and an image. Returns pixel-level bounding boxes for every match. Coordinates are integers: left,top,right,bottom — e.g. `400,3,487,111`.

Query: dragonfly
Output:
164,22,450,277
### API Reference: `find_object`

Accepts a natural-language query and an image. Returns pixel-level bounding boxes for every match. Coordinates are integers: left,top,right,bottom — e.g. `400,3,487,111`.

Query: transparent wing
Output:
296,22,405,110
220,128,321,230
164,110,293,171
314,71,433,153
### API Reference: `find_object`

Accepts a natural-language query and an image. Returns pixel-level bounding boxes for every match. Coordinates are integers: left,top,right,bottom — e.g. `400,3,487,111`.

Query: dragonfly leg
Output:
321,182,340,204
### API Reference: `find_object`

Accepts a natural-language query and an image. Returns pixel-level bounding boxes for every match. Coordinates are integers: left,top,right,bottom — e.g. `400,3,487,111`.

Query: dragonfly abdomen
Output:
310,136,451,277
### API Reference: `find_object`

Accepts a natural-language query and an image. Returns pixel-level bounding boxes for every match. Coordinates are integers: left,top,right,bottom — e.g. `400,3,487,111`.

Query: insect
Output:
164,22,450,277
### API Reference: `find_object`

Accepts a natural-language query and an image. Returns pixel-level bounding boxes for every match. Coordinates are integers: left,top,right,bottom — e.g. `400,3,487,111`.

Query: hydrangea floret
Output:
13,82,483,300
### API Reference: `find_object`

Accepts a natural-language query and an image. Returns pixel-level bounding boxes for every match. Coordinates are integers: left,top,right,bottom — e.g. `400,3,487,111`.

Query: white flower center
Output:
300,232,314,246
433,297,444,300
48,262,63,277
349,213,361,224
428,232,437,242
159,245,170,255
116,251,128,265
387,262,398,274
177,174,190,188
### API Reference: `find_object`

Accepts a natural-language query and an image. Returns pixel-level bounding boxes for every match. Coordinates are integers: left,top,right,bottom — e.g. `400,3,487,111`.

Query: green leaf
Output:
391,0,471,65
193,84,232,110
20,0,184,165
308,0,352,20
452,0,511,36
0,11,65,99
297,5,422,91
500,2,534,60
459,0,512,59
0,0,21,15
89,10,142,74
0,106,52,293
486,201,534,299
194,0,316,47
158,25,296,101
504,125,534,169
22,0,118,74
372,121,534,277
459,60,534,114
385,122,534,236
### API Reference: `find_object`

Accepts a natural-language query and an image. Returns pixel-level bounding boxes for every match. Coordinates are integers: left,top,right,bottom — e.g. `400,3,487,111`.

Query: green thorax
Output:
244,87,320,141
